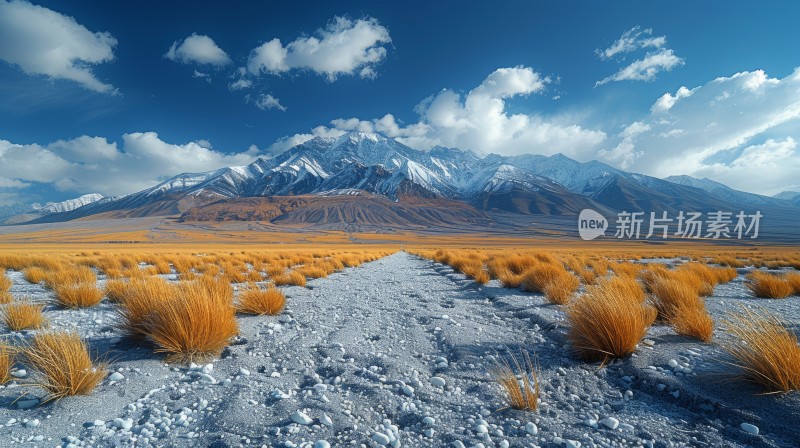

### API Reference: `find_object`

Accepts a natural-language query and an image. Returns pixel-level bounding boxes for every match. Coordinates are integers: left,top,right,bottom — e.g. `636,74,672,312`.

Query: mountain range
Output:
4,132,799,229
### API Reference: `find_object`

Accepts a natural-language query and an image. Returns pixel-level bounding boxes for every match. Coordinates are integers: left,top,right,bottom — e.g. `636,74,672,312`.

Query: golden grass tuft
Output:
542,272,579,304
746,271,794,299
566,277,656,363
491,350,539,411
143,280,239,363
25,332,106,401
2,301,46,331
0,344,13,384
0,291,10,305
115,276,173,336
53,283,104,308
520,263,566,293
0,272,11,292
722,307,800,393
43,266,95,290
237,284,286,315
649,277,714,341
787,271,800,294
273,270,307,287
104,279,129,302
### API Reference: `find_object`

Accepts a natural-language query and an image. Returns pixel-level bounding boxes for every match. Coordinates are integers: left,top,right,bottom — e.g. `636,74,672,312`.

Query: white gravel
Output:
0,254,798,447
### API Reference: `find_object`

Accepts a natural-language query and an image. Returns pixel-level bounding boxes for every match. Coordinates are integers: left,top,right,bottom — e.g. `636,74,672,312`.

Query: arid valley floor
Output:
0,234,798,448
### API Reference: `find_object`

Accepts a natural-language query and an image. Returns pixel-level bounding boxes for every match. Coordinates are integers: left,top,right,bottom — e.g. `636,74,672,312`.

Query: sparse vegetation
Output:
567,277,656,363
2,300,46,331
746,271,794,299
0,344,13,385
722,307,800,393
491,350,539,411
237,284,286,315
25,331,107,401
143,279,239,363
53,283,105,308
650,277,714,341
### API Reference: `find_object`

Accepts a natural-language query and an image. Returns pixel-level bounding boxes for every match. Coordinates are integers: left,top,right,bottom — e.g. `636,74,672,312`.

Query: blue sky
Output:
1,0,800,205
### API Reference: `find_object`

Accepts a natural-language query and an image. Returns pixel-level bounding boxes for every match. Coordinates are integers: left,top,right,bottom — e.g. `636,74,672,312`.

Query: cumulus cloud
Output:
0,133,262,197
165,33,231,66
600,68,800,195
247,93,286,112
0,0,118,93
272,66,606,158
596,26,683,86
246,16,391,81
228,78,253,90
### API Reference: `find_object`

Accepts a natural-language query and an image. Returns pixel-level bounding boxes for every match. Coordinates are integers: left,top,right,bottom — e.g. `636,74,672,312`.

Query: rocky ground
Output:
1,252,798,447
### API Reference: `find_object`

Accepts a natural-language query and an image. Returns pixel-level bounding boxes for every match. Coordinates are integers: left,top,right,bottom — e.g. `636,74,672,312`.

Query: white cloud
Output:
596,49,684,86
0,133,262,197
228,79,253,90
165,33,231,66
247,93,286,112
193,70,211,83
0,177,29,188
0,0,117,93
651,86,694,113
273,66,606,158
596,26,683,86
600,68,800,195
596,26,667,60
246,16,391,81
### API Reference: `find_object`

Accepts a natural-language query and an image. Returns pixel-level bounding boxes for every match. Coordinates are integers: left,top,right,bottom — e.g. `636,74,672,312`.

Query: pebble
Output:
10,369,27,378
290,411,313,425
667,359,679,368
401,384,415,397
600,417,619,430
198,373,216,384
320,414,333,426
112,418,133,431
314,441,330,448
108,372,125,381
372,432,391,445
422,416,435,426
740,423,759,435
25,419,40,428
17,399,38,410
239,367,251,376
525,422,538,435
430,376,446,388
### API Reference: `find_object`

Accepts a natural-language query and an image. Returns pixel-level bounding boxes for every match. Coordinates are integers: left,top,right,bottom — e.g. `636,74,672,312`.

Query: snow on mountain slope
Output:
664,175,788,207
21,131,799,225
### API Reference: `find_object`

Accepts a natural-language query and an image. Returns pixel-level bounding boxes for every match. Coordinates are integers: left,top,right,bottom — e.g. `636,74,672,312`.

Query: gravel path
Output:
1,252,798,447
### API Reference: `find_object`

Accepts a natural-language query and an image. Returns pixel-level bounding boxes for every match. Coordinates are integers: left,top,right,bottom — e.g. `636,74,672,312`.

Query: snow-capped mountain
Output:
664,175,788,207
22,132,797,225
0,193,105,224
32,193,105,213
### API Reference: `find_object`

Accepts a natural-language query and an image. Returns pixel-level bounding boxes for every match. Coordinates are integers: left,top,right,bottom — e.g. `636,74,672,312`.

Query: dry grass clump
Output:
25,332,106,401
53,283,104,308
722,307,800,393
541,272,580,304
566,277,656,363
649,277,714,341
0,344,14,384
0,291,10,305
605,276,646,303
2,301,46,331
746,271,794,299
787,272,800,294
144,280,239,363
712,266,738,284
115,276,174,336
273,270,307,287
491,350,539,411
0,272,11,293
714,256,745,268
43,266,95,290
237,284,286,315
295,265,328,280
520,264,564,293
23,267,48,284
609,262,643,278
104,279,129,302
